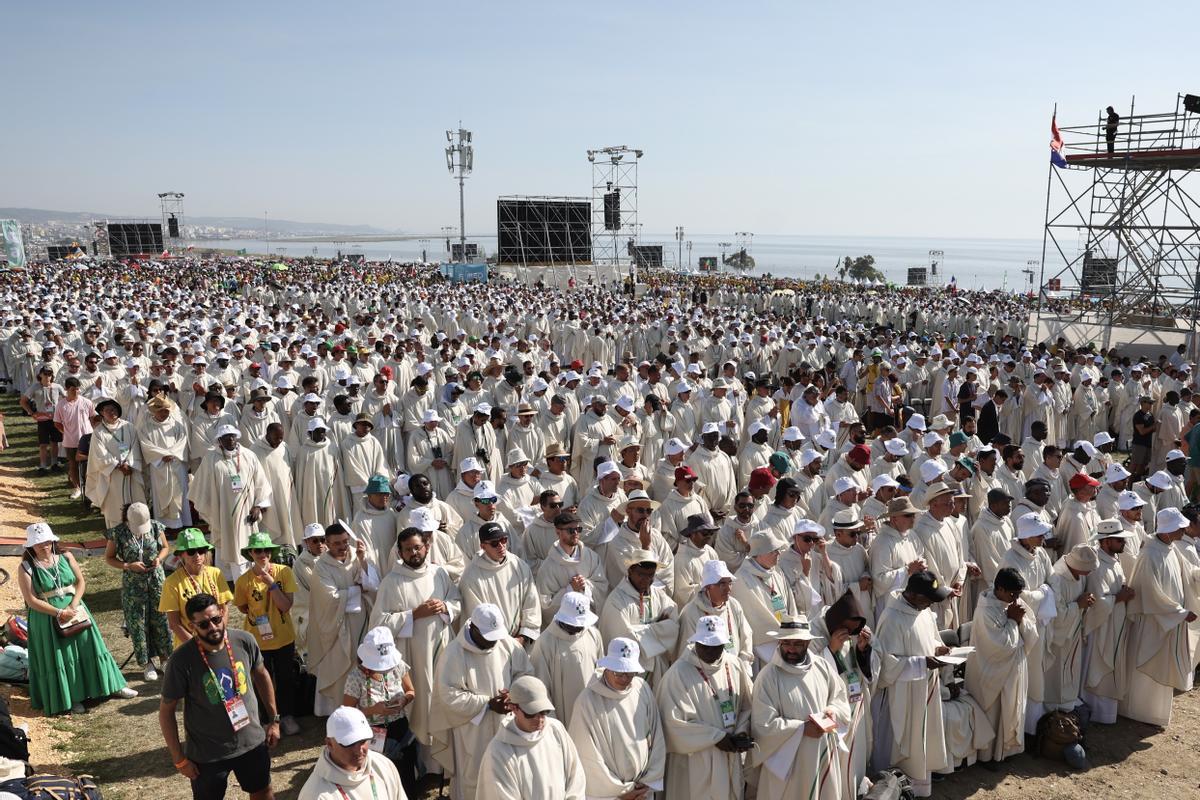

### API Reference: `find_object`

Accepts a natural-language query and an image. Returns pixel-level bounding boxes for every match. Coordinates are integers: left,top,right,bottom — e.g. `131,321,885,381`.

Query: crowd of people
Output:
2,256,1199,800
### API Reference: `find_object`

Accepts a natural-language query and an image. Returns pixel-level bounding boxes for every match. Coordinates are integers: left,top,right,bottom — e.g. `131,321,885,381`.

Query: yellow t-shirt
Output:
158,565,234,647
232,564,298,651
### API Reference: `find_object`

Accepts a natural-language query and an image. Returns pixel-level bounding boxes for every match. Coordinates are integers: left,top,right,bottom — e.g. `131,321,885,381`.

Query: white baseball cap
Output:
553,591,598,628
701,421,720,436
306,417,327,433
303,522,326,540
326,706,373,746
473,402,492,416
688,614,731,647
596,637,643,673
665,438,687,456
472,480,498,501
215,424,240,439
302,392,322,404
615,396,635,412
469,603,507,641
596,461,620,481
1166,448,1186,462
815,430,837,450
459,457,483,473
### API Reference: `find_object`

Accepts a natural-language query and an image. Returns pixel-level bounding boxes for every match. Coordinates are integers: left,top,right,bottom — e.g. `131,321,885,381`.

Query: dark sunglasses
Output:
307,537,327,544
800,536,822,544
557,526,583,534
182,548,209,556
193,615,223,630
477,498,498,505
250,548,274,553
484,536,510,545
544,501,564,508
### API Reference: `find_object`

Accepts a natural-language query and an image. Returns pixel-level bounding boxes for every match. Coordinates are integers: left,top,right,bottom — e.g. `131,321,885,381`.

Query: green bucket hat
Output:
956,456,977,475
174,527,214,553
948,431,968,448
769,451,791,475
240,531,281,560
364,474,392,495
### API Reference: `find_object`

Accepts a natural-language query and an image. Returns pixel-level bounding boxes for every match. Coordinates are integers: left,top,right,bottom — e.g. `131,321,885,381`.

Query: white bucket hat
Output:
24,522,58,549
700,559,736,588
688,614,731,647
596,637,644,673
553,591,598,628
357,626,404,672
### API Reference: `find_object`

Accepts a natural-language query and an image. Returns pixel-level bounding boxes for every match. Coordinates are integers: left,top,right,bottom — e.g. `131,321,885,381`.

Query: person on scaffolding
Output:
1105,106,1120,156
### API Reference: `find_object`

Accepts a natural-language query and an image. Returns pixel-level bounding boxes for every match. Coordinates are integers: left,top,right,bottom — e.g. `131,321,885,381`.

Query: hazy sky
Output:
3,2,1192,238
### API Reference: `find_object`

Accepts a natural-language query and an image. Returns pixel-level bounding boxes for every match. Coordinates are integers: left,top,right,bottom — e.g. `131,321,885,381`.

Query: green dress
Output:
27,555,128,715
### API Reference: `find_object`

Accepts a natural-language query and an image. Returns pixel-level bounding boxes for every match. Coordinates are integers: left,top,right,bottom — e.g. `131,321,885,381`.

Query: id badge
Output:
719,698,736,729
770,593,786,621
224,695,251,731
369,726,387,753
845,669,863,703
118,445,131,462
253,615,274,642
230,473,244,493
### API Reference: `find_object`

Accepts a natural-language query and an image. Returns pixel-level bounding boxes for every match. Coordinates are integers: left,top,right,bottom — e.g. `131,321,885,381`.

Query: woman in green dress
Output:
17,522,139,715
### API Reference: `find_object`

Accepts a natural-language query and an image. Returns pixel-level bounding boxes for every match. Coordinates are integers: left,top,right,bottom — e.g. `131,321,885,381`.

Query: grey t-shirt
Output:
162,629,266,763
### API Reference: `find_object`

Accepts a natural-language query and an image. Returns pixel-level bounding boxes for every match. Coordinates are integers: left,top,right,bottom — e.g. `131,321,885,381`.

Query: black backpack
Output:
0,694,29,762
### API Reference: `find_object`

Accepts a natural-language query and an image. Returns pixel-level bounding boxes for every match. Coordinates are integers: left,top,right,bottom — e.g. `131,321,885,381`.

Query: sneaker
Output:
36,466,48,476
280,715,300,736
70,703,86,715
70,488,82,500
143,664,159,682
49,463,62,473
114,686,138,699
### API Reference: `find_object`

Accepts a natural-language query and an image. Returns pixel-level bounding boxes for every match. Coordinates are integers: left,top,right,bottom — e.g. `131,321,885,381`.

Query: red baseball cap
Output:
674,466,698,482
1068,473,1099,490
749,467,777,493
849,444,872,464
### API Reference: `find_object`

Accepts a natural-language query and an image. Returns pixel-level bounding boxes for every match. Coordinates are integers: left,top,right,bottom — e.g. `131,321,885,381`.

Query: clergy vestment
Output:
85,418,148,528
249,440,303,548
429,629,533,800
406,425,457,499
913,513,966,630
656,647,754,800
297,749,404,800
458,552,541,642
1119,536,1196,726
294,436,350,527
135,411,190,527
567,673,666,800
675,592,755,668
307,551,378,716
368,557,460,750
534,542,608,626
476,716,586,800
340,430,389,499
732,558,798,658
529,623,603,726
598,579,679,685
964,590,1038,762
869,524,921,620
1043,557,1088,709
1081,548,1131,723
999,542,1054,732
871,595,948,797
750,648,852,800
189,443,271,576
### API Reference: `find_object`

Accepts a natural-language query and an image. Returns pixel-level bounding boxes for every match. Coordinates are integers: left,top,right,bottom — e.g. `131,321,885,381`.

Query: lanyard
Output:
696,664,734,705
185,568,210,597
637,591,653,623
195,636,241,701
334,775,378,800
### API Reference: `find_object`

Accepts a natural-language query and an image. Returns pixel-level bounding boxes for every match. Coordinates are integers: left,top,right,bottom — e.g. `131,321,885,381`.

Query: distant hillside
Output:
0,208,399,235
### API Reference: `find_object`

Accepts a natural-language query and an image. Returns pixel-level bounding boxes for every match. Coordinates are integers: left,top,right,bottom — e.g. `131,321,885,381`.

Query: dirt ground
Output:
3,398,1200,798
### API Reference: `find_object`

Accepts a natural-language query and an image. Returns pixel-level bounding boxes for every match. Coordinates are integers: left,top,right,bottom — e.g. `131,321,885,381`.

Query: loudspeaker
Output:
1184,94,1200,115
167,216,180,238
604,190,620,231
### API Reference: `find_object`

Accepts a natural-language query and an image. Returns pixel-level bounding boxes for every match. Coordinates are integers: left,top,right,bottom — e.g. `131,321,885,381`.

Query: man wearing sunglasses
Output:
459,522,541,647
160,591,281,800
534,512,608,626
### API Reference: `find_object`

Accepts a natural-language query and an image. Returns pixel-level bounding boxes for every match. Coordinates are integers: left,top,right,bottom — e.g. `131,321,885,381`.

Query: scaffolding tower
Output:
588,146,641,268
158,192,185,253
1036,95,1200,354
496,196,591,284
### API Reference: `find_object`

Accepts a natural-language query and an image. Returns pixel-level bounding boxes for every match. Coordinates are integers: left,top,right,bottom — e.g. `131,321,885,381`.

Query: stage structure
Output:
1036,95,1200,355
588,145,641,267
106,221,164,258
158,192,185,253
496,196,591,282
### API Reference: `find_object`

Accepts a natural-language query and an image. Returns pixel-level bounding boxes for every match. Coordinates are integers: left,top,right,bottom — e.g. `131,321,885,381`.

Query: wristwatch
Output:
270,714,281,724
